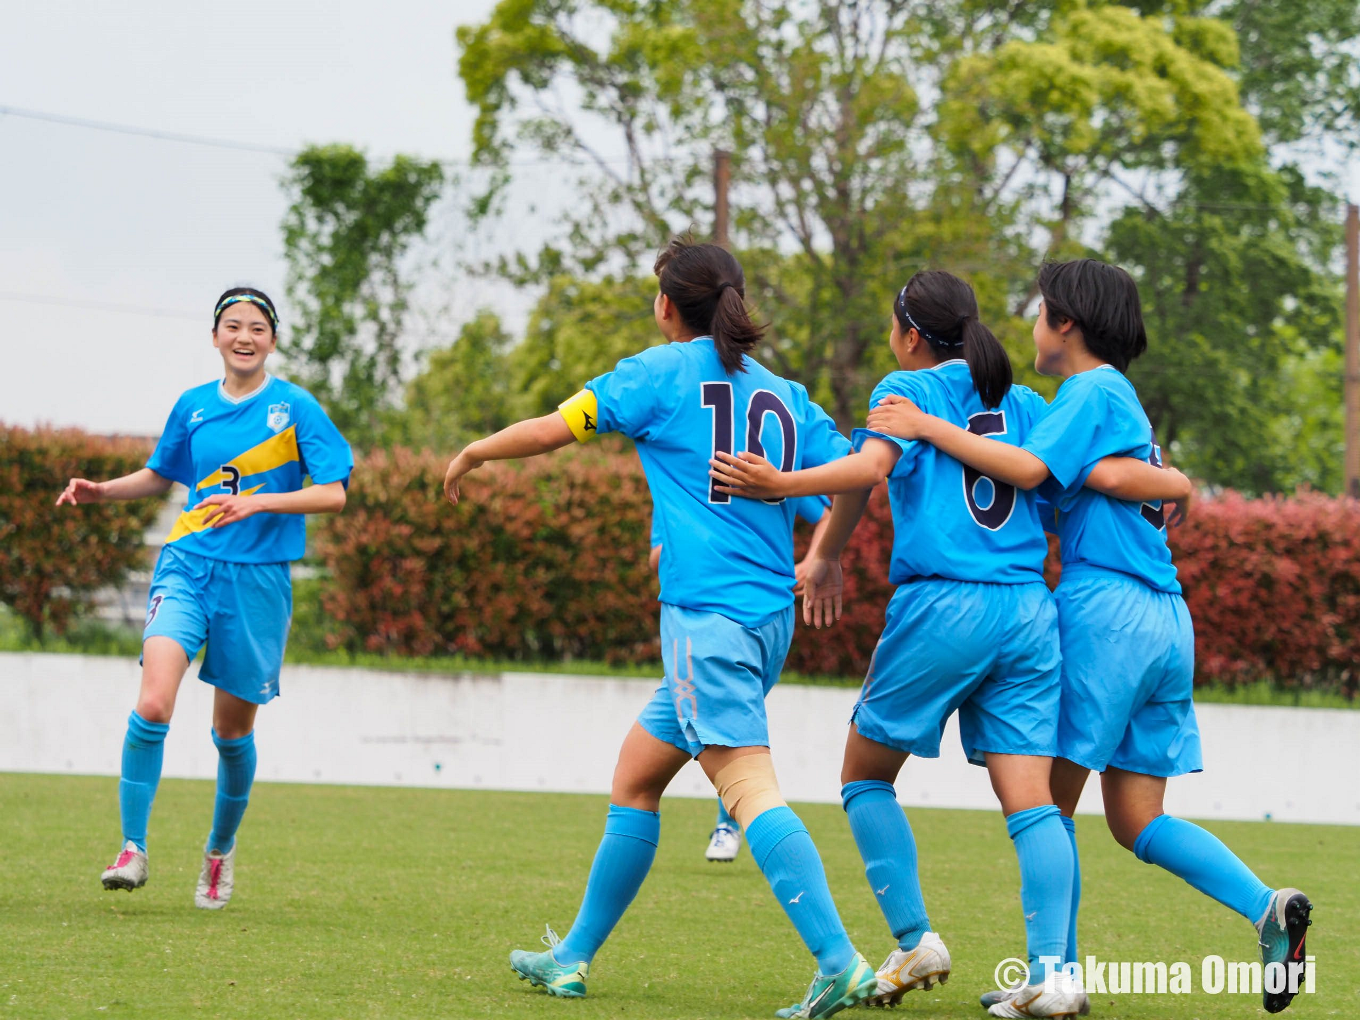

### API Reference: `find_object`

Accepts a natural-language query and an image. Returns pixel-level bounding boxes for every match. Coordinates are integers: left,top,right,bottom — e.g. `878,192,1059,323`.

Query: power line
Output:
0,104,636,168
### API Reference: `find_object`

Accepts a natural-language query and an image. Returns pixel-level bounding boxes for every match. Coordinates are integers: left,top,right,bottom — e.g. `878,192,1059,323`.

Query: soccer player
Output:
709,269,1188,1019
56,287,352,910
865,259,1312,1015
443,238,878,1018
651,495,831,864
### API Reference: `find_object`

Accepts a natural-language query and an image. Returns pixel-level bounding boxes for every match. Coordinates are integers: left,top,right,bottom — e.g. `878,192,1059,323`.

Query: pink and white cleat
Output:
102,841,149,891
195,846,236,910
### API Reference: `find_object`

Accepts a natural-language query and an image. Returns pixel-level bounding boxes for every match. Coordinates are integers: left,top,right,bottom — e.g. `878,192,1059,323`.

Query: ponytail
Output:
895,271,1012,408
654,236,765,375
959,316,1012,409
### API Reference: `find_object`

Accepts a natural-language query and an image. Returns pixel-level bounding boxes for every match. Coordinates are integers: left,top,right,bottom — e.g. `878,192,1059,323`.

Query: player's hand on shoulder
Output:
865,394,928,439
56,478,104,506
193,494,260,528
710,451,785,500
801,556,843,629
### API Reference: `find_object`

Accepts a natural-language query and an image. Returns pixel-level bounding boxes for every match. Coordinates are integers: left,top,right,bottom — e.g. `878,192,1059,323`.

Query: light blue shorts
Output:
143,545,292,705
851,579,1061,764
1054,570,1201,777
637,603,794,758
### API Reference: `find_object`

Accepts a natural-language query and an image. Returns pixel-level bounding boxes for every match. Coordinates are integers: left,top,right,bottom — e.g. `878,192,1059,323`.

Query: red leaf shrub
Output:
315,447,1360,696
0,426,162,637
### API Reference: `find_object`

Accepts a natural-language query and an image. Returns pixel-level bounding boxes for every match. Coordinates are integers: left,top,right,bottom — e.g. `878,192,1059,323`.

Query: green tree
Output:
282,145,445,448
396,310,516,449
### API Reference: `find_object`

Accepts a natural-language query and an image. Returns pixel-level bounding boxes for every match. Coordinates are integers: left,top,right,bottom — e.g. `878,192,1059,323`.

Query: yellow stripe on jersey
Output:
557,388,599,443
195,425,300,491
164,484,265,544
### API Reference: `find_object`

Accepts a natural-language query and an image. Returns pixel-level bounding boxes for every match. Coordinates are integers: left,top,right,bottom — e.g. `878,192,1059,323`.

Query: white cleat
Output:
705,824,742,862
986,977,1090,1018
868,932,951,1006
195,846,235,910
101,840,149,891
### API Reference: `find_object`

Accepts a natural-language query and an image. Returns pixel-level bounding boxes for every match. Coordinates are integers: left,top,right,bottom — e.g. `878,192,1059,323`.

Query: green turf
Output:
1,775,1355,1019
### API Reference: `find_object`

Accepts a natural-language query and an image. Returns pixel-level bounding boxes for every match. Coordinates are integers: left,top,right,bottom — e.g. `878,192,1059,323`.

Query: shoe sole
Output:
813,973,882,1018
101,874,145,892
195,897,230,910
867,968,950,1007
704,855,739,863
1263,893,1313,1014
511,963,585,999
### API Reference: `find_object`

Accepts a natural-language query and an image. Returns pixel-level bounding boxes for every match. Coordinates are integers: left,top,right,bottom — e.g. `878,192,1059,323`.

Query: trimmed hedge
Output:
1,426,162,638
314,447,1360,696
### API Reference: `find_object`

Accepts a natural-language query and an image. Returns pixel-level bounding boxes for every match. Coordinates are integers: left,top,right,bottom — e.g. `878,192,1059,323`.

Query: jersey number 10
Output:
702,382,797,505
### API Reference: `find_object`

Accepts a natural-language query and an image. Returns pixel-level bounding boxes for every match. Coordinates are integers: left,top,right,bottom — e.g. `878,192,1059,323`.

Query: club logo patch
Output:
266,402,291,433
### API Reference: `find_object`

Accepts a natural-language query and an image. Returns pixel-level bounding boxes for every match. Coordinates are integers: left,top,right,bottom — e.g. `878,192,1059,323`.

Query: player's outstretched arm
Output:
710,440,901,501
866,395,1050,490
1085,459,1193,526
800,487,874,628
444,413,576,504
56,468,173,507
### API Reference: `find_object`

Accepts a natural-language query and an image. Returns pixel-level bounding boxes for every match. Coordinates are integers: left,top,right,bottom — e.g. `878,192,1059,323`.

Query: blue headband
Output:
214,293,278,330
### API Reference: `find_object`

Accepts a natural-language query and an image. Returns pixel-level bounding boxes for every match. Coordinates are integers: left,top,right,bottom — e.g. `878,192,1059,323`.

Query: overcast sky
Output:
3,3,1358,436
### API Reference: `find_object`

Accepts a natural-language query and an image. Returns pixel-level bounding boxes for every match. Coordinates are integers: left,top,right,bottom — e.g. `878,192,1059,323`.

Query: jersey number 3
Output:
702,383,797,504
963,412,1017,530
219,464,241,496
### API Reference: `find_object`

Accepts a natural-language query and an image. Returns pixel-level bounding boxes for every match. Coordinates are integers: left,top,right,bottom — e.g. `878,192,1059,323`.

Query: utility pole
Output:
713,149,731,248
1346,203,1359,498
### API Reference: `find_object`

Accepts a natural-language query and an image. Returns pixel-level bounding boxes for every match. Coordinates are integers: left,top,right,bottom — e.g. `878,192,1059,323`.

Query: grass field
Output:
2,775,1356,1019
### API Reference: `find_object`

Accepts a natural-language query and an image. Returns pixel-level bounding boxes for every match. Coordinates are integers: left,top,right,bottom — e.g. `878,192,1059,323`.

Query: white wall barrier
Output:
2,652,1356,825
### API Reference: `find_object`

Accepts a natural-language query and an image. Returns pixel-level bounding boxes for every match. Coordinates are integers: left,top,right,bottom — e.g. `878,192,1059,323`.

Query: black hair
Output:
894,270,1012,408
213,286,279,335
653,237,764,374
1036,259,1147,372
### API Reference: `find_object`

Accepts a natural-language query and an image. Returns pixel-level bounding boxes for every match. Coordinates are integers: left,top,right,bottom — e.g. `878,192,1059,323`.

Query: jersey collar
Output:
218,373,274,405
929,358,968,371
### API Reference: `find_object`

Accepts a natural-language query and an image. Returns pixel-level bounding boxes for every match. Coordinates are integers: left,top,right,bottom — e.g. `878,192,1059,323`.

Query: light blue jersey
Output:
850,360,1051,586
147,375,353,564
648,493,827,548
1023,365,1179,594
589,337,850,629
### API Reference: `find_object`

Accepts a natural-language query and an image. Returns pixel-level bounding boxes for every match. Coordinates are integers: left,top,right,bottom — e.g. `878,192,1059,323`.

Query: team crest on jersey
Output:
266,402,291,433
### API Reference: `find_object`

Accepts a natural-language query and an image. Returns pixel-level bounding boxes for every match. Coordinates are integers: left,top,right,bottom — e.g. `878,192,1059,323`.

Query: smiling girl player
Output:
57,287,352,910
865,259,1312,1015
710,269,1189,1019
444,238,877,1019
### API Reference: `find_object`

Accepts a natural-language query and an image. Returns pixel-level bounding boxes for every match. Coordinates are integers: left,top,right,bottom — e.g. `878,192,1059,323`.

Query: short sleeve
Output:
586,354,660,440
1022,375,1137,489
790,383,851,468
295,394,353,487
792,494,830,524
146,396,194,487
850,374,922,478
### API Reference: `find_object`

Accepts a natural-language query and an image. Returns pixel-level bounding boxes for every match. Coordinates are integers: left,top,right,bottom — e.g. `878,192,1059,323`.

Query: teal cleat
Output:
1257,888,1313,1014
509,926,589,999
776,953,879,1019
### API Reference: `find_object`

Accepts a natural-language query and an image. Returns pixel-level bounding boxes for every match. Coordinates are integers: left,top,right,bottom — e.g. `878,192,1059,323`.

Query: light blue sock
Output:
1006,805,1073,982
715,797,739,832
1133,814,1273,923
119,710,169,852
207,730,257,854
747,806,856,977
842,780,930,951
555,805,660,966
1060,814,1080,964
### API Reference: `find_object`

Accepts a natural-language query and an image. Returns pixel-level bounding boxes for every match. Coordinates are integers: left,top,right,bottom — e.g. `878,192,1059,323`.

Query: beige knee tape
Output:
713,753,787,831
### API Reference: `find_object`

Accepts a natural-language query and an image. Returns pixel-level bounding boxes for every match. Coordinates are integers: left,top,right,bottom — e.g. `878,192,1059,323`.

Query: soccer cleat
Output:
775,952,879,1018
101,841,149,891
705,823,742,863
980,989,1010,1009
509,926,589,998
867,932,951,1006
1257,887,1313,1014
195,846,235,909
986,977,1089,1018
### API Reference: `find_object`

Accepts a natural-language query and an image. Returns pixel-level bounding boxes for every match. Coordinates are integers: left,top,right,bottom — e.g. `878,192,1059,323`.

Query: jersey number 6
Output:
702,383,797,504
963,412,1017,531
